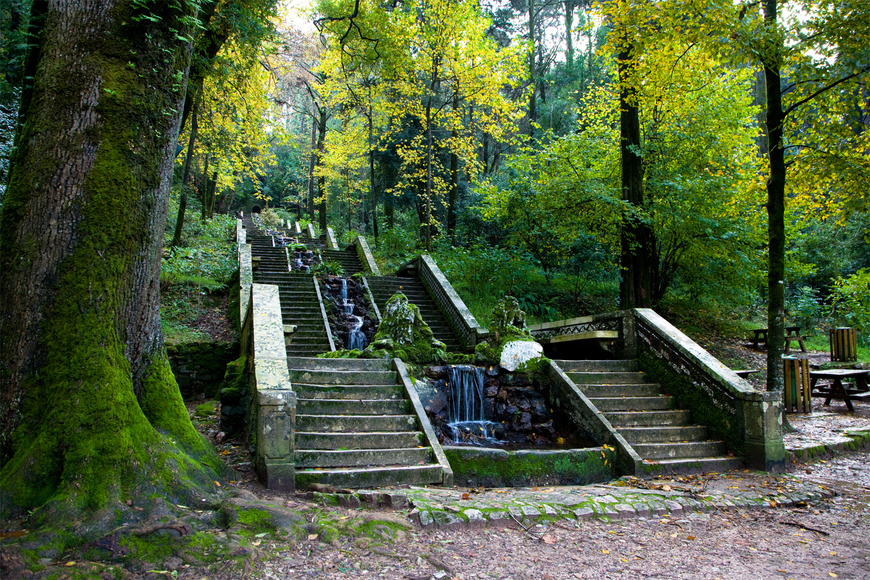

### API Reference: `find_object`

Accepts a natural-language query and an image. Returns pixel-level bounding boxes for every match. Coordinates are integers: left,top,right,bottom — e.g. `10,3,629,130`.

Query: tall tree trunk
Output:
171,97,198,247
617,40,653,309
199,155,210,220
305,115,316,221
0,0,220,526
425,95,433,251
205,170,218,219
317,108,327,232
368,104,378,240
763,0,786,392
528,0,537,137
564,0,575,70
448,92,459,240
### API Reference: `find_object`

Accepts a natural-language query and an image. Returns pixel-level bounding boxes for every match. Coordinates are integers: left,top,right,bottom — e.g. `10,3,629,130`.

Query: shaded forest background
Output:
2,0,869,344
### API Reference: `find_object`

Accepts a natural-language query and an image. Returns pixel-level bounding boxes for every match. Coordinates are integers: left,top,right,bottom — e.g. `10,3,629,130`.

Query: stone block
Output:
573,506,594,520
614,504,636,519
464,509,486,529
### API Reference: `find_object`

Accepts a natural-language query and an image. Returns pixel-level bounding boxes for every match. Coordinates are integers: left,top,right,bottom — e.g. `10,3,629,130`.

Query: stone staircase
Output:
321,247,363,276
366,275,465,352
555,359,744,474
289,357,446,489
248,231,333,357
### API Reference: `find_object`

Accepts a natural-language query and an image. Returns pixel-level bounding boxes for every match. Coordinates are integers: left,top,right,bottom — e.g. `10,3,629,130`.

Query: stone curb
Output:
302,480,835,530
786,430,870,462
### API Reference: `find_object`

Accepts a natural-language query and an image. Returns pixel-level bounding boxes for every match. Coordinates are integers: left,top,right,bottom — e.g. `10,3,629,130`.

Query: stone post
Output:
741,392,787,472
251,283,296,491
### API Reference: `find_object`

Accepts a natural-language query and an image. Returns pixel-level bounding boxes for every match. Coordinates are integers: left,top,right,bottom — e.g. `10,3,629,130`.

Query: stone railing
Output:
325,227,339,250
247,284,296,491
400,255,488,349
393,359,453,486
529,312,622,345
350,235,381,276
238,243,252,327
629,308,785,471
236,218,245,246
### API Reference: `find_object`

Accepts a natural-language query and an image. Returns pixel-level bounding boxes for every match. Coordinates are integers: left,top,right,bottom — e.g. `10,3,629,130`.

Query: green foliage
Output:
831,269,870,345
314,261,345,276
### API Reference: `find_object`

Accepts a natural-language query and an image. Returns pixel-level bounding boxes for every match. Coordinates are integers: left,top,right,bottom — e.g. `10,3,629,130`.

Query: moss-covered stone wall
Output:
167,341,239,399
445,446,615,488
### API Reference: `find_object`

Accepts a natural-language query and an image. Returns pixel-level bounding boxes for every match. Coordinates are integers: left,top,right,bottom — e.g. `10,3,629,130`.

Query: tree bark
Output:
317,107,328,232
171,97,198,247
0,0,221,525
368,103,378,240
448,92,459,240
617,40,653,309
763,0,786,392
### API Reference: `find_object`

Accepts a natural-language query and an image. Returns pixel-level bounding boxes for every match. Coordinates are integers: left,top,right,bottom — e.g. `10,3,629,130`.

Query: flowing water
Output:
340,279,367,350
447,365,503,446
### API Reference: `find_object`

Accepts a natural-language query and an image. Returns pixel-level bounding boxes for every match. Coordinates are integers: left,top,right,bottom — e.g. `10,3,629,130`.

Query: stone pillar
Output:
741,392,787,472
256,389,296,491
620,309,637,359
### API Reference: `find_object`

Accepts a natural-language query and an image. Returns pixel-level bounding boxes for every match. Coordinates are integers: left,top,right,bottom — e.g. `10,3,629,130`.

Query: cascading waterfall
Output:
340,278,368,350
447,365,502,445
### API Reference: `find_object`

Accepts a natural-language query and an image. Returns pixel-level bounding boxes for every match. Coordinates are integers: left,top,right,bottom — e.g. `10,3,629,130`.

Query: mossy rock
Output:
363,293,446,364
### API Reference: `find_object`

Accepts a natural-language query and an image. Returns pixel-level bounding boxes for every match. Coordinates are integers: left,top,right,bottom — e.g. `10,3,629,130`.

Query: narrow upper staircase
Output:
321,247,363,276
555,359,743,474
248,230,332,357
367,275,465,352
289,357,446,489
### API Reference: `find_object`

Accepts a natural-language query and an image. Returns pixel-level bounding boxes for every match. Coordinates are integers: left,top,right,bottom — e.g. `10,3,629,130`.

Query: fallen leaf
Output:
461,493,471,500
686,536,696,541
542,535,557,544
829,573,837,578
65,562,76,567
602,549,609,554
308,534,318,540
662,485,672,491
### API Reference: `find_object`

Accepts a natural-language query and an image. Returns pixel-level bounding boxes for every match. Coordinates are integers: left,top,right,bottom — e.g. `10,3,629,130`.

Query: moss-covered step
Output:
296,431,426,450
604,409,692,427
296,414,419,432
631,440,726,460
619,425,709,443
581,383,663,397
641,456,744,476
587,395,676,412
295,447,433,468
286,357,392,371
298,398,410,415
288,369,398,385
293,384,404,400
566,371,648,384
295,464,444,489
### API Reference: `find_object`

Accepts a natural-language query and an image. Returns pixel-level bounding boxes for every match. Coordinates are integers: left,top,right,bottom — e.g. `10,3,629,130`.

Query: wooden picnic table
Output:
751,326,806,352
810,368,870,412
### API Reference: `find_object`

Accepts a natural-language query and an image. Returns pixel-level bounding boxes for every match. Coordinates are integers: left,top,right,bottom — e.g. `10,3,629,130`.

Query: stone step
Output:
288,369,397,385
566,371,648,385
588,395,676,412
581,383,663,397
286,347,331,357
295,431,426,450
632,440,726,460
298,398,410,415
293,384,404,400
641,456,744,476
287,357,392,371
618,425,709,444
295,447,433,469
296,414,419,432
554,359,639,372
295,464,443,490
605,409,691,427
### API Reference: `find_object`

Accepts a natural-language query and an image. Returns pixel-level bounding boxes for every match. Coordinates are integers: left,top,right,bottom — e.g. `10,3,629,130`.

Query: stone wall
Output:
167,341,238,399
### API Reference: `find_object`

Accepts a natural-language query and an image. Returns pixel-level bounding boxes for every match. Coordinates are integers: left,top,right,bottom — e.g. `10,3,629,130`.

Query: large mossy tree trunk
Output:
0,0,222,526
